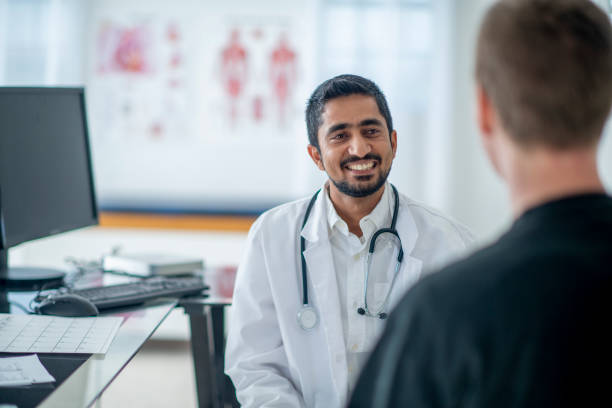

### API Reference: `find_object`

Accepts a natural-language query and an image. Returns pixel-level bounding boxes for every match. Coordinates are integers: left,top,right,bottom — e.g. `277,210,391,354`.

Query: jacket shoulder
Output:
399,193,475,244
248,196,312,237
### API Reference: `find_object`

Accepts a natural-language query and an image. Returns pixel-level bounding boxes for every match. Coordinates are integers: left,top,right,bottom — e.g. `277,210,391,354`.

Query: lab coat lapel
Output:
301,191,348,401
395,198,424,295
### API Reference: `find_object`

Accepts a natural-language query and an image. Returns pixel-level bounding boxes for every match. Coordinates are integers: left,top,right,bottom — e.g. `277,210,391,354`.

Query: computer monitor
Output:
0,87,98,290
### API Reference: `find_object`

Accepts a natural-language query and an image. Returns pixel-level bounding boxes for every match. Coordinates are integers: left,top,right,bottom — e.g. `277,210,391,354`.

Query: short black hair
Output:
305,74,393,150
476,0,612,149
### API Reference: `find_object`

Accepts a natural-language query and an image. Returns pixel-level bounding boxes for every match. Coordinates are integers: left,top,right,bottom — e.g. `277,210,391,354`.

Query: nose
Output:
348,134,371,157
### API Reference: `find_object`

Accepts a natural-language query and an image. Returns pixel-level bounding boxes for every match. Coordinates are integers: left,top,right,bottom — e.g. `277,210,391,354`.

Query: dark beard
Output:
330,165,391,198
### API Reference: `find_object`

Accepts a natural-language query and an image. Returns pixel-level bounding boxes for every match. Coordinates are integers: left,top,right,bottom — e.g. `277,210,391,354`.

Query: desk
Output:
181,296,236,408
0,296,176,408
1,281,234,408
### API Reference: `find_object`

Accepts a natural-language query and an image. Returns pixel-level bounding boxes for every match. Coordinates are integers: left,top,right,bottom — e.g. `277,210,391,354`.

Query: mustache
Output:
340,153,382,168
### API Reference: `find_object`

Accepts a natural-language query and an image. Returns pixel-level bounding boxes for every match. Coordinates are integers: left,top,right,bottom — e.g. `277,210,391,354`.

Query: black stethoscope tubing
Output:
300,184,403,321
300,188,320,305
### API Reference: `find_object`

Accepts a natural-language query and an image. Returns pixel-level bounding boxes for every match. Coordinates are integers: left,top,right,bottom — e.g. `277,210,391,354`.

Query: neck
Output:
504,144,604,217
327,182,385,237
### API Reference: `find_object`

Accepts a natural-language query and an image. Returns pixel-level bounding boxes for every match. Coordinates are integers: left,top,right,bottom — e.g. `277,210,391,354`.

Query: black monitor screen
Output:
0,87,97,248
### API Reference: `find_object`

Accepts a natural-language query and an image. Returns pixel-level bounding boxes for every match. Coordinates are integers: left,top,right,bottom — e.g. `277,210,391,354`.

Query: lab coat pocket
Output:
373,282,391,313
386,257,422,312
361,282,390,349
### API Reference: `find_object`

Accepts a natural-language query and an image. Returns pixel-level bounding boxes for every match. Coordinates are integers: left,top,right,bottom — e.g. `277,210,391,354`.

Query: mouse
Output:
37,293,99,317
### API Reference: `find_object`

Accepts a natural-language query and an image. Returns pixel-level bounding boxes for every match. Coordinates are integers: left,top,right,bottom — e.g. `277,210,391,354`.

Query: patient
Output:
349,0,612,406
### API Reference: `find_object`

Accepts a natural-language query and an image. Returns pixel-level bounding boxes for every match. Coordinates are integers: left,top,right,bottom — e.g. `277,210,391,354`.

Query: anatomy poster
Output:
211,22,300,136
85,0,318,212
90,15,192,142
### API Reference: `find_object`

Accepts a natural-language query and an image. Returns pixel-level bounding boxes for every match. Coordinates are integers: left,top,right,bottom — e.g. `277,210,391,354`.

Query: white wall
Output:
447,0,511,241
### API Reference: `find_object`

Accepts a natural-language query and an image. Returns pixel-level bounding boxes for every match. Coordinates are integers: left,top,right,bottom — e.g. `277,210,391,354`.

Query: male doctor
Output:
225,74,474,407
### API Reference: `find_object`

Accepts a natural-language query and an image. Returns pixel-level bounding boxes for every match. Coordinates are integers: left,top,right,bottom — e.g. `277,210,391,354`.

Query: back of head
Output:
305,74,393,150
476,0,612,149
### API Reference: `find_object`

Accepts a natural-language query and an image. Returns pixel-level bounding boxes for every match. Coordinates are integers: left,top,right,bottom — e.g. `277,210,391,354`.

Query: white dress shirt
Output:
323,182,402,392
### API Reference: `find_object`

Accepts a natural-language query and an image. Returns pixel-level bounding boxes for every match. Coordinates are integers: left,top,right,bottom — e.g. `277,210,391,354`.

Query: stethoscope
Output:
297,184,404,331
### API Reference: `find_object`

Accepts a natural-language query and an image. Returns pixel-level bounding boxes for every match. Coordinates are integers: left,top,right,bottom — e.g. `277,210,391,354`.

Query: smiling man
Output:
225,74,474,408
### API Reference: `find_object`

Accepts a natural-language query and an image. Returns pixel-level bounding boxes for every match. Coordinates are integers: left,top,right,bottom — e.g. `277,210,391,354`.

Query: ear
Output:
476,83,503,177
307,144,325,171
476,84,494,140
390,130,397,158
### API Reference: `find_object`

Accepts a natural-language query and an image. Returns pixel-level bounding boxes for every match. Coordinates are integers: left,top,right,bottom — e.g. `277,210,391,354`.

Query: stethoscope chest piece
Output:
297,305,318,330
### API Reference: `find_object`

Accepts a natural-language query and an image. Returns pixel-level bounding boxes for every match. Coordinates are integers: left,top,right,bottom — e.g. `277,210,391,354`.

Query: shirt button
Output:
353,254,360,261
351,344,358,352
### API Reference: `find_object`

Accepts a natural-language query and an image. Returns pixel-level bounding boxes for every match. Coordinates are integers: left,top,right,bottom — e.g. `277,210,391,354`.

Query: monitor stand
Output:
0,250,65,291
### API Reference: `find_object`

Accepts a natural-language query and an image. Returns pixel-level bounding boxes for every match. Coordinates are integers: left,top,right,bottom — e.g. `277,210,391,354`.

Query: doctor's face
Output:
308,94,397,198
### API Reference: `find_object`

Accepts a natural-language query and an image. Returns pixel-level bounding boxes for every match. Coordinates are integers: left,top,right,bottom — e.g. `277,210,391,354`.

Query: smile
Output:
345,160,377,171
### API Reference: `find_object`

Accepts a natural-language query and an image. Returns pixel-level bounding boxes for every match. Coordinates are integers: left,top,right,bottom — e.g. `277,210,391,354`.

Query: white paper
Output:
0,355,55,386
0,314,124,354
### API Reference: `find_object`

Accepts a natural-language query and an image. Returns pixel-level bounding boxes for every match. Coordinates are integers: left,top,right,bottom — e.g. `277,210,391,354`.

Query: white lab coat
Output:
225,190,474,408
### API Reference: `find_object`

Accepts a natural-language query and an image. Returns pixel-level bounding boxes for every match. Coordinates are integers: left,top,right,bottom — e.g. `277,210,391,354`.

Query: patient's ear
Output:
476,84,494,139
476,84,503,177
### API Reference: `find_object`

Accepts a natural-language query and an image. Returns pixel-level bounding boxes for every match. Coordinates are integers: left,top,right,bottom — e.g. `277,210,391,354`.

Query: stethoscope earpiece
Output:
357,307,366,315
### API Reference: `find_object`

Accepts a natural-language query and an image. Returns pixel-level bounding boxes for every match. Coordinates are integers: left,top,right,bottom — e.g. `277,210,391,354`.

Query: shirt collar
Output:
324,182,392,239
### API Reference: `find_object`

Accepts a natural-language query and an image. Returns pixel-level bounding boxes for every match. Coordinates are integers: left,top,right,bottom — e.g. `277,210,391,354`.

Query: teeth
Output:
347,161,375,171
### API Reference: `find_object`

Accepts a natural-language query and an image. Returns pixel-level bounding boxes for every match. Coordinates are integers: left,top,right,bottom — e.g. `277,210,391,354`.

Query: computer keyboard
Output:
69,276,208,311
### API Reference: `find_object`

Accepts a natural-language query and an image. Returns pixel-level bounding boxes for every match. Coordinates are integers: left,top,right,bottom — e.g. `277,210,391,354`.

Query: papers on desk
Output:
0,355,55,386
0,314,123,354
